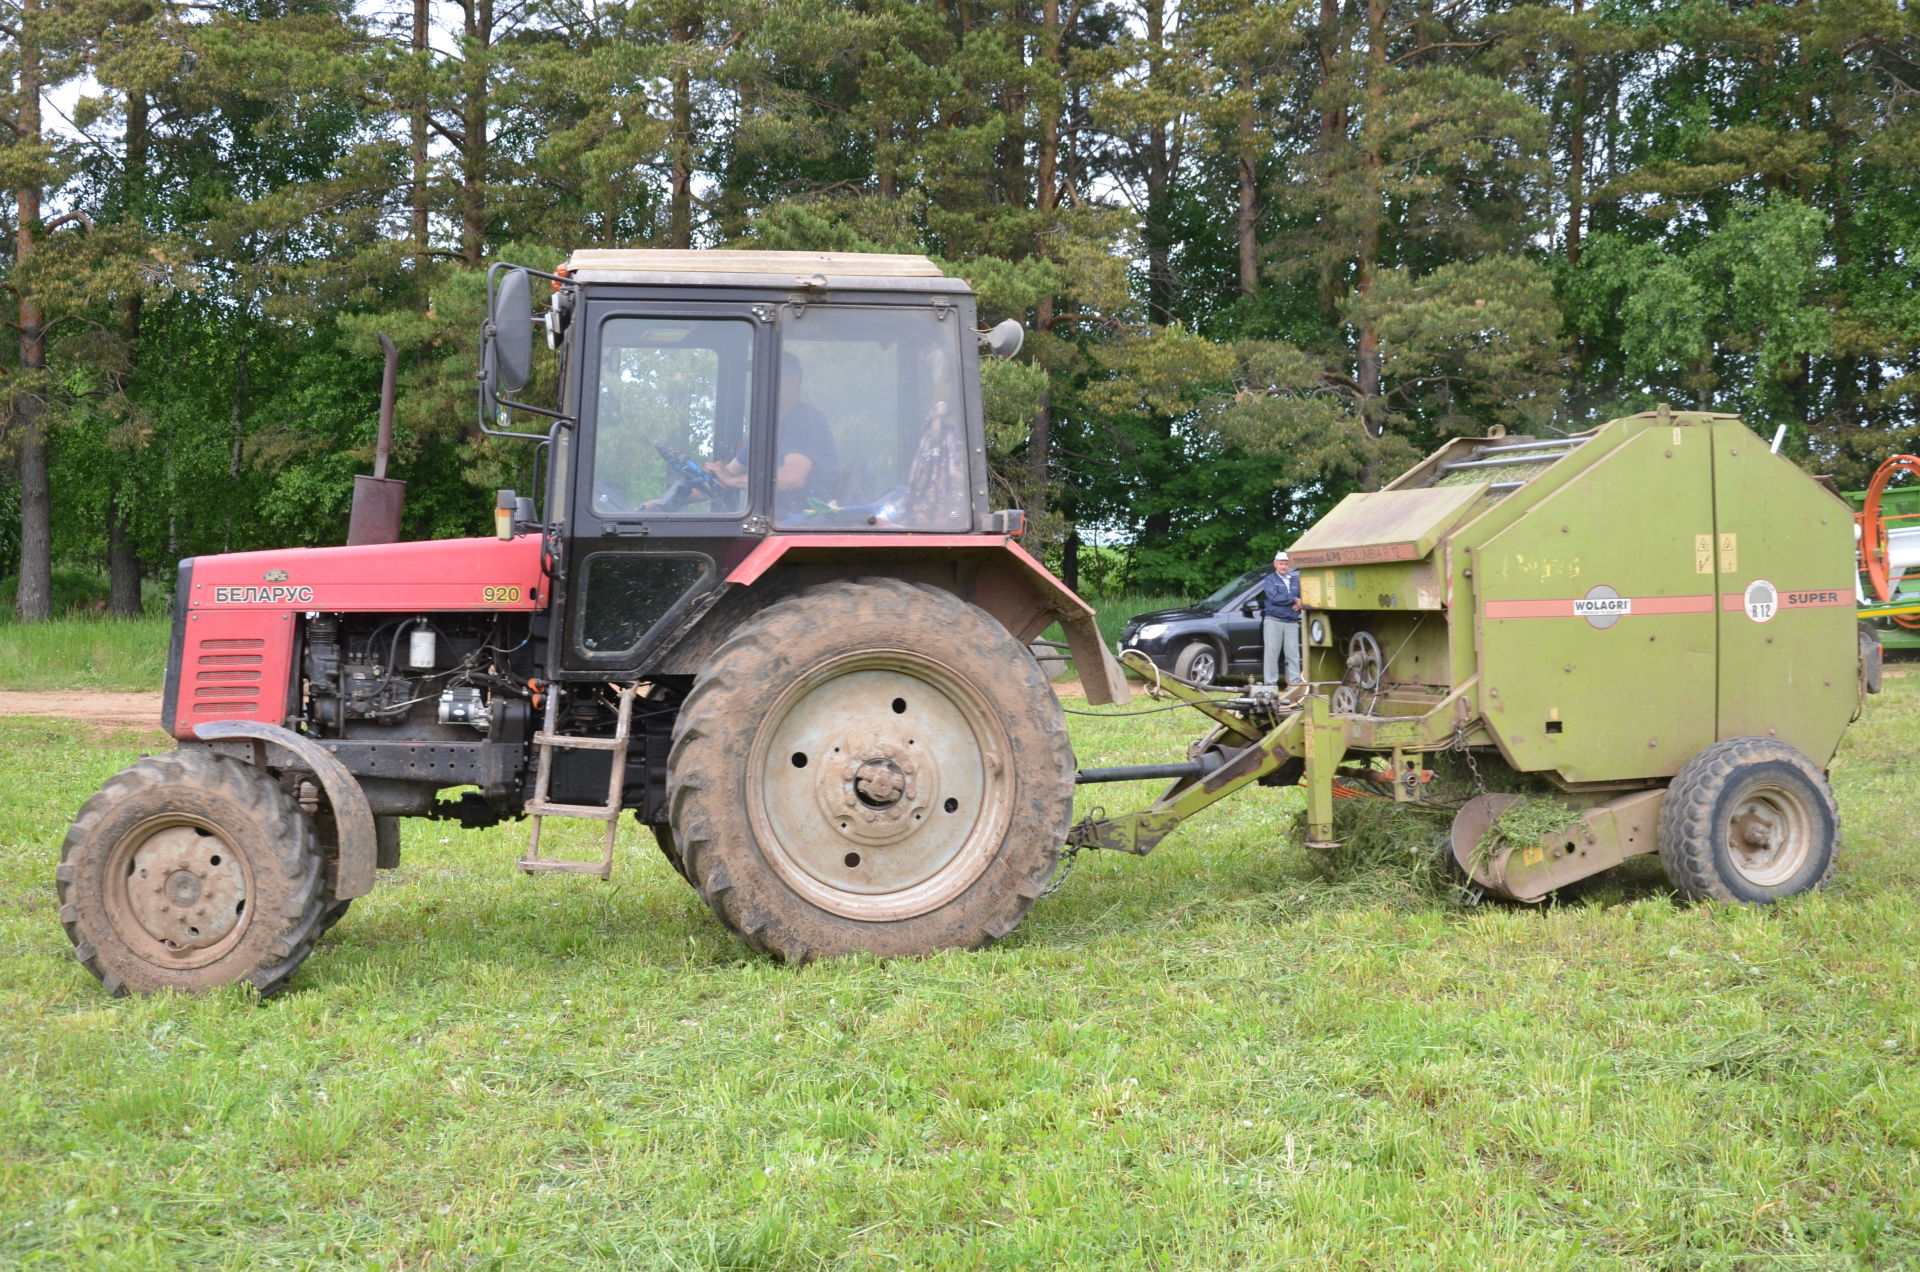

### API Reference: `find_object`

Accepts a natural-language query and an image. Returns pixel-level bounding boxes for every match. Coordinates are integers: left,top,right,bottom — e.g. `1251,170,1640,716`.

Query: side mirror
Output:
980,318,1025,360
1242,600,1262,617
493,268,533,393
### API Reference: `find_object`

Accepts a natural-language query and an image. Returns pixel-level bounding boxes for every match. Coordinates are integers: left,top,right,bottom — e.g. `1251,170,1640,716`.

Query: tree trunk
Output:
1315,0,1347,322
412,0,430,267
458,0,491,266
1061,527,1080,594
1237,58,1257,297
109,87,149,619
224,342,249,552
1143,0,1173,325
1355,0,1385,451
668,16,697,250
1565,0,1586,268
107,492,142,617
13,0,51,621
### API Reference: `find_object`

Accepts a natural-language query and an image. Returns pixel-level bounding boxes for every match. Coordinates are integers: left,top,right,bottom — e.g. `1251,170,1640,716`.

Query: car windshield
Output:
1198,569,1267,611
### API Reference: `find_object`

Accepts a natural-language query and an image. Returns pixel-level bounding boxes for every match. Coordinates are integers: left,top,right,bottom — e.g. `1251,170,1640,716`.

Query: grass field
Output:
2,680,1917,1268
0,616,170,693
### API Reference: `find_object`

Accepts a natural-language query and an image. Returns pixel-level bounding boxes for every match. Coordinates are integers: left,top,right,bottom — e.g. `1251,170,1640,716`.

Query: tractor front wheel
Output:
1657,737,1838,904
56,750,329,996
667,578,1074,962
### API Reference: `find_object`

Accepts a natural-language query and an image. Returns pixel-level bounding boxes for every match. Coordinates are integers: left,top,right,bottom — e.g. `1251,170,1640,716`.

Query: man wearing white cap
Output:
1261,550,1303,687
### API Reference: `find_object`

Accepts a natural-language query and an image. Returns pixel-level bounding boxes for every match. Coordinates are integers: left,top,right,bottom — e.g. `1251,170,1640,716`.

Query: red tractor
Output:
57,251,1128,995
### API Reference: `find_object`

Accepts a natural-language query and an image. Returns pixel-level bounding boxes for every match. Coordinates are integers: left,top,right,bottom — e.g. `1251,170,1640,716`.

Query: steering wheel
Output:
653,441,725,499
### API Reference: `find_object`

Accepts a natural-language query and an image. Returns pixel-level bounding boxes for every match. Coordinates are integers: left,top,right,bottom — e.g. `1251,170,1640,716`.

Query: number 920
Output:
482,586,522,604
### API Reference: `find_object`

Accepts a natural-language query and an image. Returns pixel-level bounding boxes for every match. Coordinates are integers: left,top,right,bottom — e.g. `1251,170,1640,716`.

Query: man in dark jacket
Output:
1262,550,1303,686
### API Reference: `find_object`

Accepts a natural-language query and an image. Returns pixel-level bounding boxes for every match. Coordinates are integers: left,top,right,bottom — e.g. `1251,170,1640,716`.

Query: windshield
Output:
1199,569,1267,611
773,305,971,530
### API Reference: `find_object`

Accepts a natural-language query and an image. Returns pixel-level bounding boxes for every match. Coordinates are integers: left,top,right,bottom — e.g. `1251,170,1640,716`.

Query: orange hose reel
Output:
1858,454,1920,628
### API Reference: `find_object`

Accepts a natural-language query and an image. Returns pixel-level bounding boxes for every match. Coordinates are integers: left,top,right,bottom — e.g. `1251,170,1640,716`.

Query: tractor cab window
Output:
773,306,972,531
590,317,755,519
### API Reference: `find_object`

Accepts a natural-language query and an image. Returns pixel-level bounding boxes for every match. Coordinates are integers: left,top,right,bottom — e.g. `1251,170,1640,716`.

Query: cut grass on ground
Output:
1,683,1917,1267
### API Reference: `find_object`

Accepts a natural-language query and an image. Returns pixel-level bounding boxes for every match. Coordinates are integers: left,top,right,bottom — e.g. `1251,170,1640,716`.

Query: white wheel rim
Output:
747,650,1014,921
1725,783,1814,889
104,815,254,970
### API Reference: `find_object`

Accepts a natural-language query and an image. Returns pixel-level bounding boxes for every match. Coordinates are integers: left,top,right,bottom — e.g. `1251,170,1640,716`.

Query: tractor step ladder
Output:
518,683,639,880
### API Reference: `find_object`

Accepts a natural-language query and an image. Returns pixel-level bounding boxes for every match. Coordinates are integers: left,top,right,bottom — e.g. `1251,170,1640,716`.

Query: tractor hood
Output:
182,534,547,614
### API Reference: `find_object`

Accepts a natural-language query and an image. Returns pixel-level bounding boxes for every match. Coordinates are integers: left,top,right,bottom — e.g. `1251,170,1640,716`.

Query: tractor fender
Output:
191,719,378,900
666,534,1131,705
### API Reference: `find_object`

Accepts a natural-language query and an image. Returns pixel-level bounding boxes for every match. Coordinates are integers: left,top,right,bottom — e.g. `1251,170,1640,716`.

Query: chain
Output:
1043,808,1104,898
1452,720,1489,799
1041,843,1081,898
1449,722,1489,906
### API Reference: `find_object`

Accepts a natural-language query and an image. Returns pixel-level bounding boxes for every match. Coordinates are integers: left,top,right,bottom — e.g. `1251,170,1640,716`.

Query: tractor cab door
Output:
551,303,771,677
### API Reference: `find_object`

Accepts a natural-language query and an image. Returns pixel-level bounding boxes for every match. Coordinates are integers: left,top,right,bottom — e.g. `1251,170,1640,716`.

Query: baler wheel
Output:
1657,737,1838,904
667,578,1074,963
56,750,329,996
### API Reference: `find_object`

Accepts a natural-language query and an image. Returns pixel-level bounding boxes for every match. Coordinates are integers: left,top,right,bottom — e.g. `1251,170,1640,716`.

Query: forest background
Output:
0,0,1915,620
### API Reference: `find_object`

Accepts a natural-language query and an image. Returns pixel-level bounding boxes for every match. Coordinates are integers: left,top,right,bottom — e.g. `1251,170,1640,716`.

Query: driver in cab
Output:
701,353,840,518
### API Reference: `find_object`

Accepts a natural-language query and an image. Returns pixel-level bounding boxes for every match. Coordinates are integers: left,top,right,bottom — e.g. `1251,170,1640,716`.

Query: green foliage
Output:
2,0,1917,604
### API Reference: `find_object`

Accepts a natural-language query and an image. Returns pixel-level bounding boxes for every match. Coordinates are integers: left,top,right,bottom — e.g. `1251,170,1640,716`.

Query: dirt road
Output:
0,691,166,730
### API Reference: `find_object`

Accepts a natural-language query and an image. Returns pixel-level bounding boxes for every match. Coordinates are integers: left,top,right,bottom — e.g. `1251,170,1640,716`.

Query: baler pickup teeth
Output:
518,683,640,881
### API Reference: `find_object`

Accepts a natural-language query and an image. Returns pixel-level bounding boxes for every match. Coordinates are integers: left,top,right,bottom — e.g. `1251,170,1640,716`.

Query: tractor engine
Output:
301,612,533,738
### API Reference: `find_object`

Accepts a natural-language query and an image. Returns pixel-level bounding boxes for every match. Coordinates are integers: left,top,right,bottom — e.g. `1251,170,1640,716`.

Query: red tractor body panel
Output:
168,536,546,738
729,534,1127,704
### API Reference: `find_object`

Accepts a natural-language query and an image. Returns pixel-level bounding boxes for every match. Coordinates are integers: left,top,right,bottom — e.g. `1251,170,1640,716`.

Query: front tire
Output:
667,579,1074,962
1173,640,1221,687
56,750,329,996
1657,737,1838,904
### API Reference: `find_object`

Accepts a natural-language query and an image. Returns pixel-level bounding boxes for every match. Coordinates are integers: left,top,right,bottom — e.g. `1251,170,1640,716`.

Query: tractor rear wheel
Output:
643,820,689,881
667,578,1074,962
56,749,329,996
1657,737,1838,904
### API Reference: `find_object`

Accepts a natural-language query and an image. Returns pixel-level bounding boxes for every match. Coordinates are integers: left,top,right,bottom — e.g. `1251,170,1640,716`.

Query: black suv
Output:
1115,568,1273,686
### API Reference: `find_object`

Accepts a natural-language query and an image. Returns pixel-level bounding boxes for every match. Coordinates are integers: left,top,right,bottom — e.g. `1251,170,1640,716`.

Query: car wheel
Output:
1173,641,1220,687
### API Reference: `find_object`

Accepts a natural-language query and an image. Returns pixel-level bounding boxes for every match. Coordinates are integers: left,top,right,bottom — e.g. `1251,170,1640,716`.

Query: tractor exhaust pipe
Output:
346,333,407,546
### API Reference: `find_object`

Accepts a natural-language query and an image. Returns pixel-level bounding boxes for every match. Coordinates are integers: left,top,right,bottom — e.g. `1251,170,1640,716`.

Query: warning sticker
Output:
1743,579,1778,623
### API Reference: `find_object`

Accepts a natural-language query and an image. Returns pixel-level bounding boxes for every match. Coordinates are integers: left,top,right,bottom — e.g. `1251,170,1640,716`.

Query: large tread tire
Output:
641,819,690,882
1172,640,1221,687
1657,736,1838,905
317,899,352,937
56,749,329,997
668,578,1074,963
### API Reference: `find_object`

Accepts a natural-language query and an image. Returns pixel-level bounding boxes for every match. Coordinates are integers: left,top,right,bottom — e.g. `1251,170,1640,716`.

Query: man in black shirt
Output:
705,352,840,520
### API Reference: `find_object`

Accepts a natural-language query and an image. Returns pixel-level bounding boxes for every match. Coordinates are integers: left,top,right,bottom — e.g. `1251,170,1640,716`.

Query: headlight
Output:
1134,623,1168,643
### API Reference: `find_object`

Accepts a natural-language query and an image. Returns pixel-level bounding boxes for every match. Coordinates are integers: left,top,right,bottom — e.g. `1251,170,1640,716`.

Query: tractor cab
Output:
484,251,1020,680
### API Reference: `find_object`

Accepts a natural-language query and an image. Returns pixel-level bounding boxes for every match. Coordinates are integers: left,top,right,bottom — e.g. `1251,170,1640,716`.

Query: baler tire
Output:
56,749,329,997
1173,641,1221,687
1657,737,1838,905
667,578,1074,964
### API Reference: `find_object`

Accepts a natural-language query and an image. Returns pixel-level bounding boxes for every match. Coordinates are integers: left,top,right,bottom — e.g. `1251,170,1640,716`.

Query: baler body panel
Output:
1280,411,1858,789
1707,421,1859,764
1474,424,1720,782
